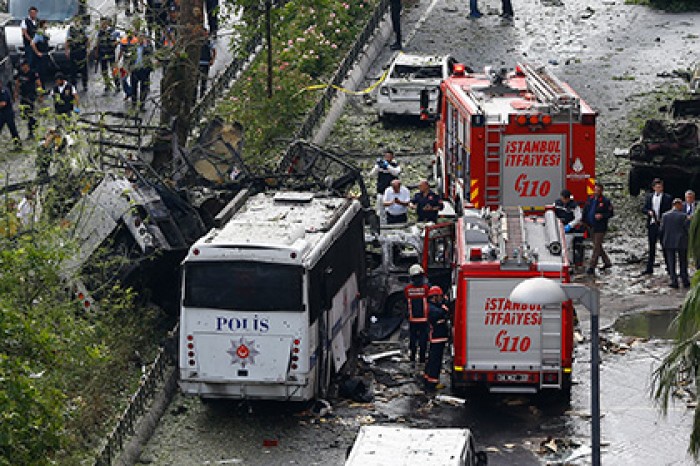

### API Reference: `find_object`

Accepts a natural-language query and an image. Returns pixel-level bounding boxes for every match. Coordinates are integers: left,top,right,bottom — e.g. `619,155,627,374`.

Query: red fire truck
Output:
422,206,575,395
430,62,597,211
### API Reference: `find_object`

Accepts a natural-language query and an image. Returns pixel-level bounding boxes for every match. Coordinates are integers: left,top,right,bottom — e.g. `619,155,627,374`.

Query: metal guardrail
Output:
93,327,178,466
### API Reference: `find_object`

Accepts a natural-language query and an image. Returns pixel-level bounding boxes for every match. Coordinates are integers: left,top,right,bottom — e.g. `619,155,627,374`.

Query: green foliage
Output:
652,248,700,457
0,218,165,464
218,0,378,167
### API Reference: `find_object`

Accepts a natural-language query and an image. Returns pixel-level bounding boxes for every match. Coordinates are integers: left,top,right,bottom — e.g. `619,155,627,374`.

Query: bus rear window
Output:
184,261,303,312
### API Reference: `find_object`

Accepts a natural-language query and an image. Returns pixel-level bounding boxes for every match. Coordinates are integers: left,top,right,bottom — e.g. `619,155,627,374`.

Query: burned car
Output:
626,68,700,197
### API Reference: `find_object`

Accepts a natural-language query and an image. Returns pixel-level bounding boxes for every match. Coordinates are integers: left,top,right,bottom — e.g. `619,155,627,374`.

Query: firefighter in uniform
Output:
404,263,429,367
424,285,449,392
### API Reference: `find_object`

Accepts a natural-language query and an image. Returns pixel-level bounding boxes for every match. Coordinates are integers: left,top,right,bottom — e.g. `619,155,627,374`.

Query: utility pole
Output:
265,0,272,98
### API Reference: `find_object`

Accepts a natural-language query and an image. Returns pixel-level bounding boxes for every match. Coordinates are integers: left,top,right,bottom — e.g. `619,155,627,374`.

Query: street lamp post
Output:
509,277,601,466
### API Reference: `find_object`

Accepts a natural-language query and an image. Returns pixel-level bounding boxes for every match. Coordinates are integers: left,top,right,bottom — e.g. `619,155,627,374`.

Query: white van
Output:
345,426,487,466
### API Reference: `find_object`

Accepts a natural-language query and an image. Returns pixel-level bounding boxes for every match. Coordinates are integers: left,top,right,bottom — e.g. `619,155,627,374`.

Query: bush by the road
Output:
218,0,379,166
0,219,164,465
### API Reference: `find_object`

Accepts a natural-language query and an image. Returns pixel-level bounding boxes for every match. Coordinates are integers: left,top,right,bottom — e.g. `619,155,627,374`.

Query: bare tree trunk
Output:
160,0,205,151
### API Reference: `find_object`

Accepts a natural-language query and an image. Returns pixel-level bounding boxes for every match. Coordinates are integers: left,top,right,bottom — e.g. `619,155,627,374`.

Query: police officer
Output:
554,189,583,266
410,179,444,223
369,149,401,218
51,72,79,117
20,6,39,69
0,82,21,149
198,30,216,99
389,0,401,50
424,285,449,392
65,19,90,92
29,20,51,88
129,33,154,111
14,61,41,139
404,263,429,367
95,18,121,93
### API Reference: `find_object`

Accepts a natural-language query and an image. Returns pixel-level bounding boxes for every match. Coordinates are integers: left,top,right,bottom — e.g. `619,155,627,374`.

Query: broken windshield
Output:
391,64,443,80
9,0,78,21
183,261,303,312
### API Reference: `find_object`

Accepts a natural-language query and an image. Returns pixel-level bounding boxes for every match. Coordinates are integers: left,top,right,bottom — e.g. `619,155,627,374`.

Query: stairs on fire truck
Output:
540,306,563,389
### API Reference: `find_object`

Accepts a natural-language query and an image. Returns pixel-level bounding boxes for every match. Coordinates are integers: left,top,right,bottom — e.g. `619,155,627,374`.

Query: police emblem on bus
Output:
227,337,260,367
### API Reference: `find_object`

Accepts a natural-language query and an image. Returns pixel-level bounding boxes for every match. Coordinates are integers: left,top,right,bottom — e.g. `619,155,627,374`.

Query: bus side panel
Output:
308,211,367,381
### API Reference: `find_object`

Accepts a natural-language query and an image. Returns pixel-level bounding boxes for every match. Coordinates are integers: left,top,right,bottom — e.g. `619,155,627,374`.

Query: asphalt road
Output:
141,1,700,465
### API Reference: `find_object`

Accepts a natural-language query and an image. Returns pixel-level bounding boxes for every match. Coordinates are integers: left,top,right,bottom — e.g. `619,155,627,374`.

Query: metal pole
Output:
589,288,601,466
265,0,273,98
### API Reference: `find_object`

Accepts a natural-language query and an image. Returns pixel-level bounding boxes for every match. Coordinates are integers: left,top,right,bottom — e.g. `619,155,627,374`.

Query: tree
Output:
160,0,205,146
652,212,700,457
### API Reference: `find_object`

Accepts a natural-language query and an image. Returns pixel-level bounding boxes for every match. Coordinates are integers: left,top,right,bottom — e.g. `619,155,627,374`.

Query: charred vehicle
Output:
627,99,700,196
626,66,700,197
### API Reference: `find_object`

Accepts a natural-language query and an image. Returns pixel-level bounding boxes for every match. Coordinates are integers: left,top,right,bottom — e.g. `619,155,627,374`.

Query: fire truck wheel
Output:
383,292,408,318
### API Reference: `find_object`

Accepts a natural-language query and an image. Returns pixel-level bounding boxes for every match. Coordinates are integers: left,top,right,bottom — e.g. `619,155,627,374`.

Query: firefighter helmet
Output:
428,286,443,297
409,264,424,276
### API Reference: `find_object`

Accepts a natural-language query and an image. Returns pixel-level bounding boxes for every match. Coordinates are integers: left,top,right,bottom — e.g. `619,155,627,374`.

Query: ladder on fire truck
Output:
499,207,563,388
519,62,580,113
484,121,504,205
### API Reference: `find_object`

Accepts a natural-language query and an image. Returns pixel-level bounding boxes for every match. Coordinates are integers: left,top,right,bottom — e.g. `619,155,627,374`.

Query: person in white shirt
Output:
17,189,40,227
383,179,410,224
369,149,401,220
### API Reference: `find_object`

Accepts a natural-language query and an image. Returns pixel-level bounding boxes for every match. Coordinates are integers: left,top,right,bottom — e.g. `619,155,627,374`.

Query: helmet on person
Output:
409,264,424,276
428,286,443,297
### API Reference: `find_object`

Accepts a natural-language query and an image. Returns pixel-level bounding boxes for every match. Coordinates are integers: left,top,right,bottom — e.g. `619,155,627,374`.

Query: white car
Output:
376,53,457,122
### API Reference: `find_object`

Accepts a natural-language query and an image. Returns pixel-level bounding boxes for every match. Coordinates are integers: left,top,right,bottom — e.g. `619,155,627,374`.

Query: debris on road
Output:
339,378,374,403
435,394,467,406
360,349,402,364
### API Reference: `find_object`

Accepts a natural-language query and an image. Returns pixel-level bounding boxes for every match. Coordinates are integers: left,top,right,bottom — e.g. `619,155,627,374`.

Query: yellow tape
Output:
298,63,392,96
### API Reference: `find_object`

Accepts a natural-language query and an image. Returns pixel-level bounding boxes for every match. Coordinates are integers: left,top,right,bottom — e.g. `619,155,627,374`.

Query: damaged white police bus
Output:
179,189,368,401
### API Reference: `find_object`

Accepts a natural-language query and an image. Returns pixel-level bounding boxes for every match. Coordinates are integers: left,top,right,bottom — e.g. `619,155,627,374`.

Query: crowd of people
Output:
0,1,219,146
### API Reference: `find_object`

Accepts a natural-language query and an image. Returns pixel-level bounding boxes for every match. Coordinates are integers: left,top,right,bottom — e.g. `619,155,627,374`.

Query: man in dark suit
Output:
642,178,673,275
660,198,690,288
582,182,614,275
684,190,699,269
684,190,697,217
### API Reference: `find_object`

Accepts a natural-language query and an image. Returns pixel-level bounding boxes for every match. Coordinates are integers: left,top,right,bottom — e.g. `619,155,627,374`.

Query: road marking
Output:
405,0,441,47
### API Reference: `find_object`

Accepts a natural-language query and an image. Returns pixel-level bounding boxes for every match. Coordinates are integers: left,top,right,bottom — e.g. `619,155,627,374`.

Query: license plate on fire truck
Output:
496,373,529,382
